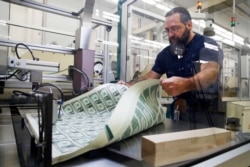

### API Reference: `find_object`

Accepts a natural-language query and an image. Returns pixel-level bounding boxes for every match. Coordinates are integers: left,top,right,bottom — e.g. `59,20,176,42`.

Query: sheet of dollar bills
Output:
25,79,166,164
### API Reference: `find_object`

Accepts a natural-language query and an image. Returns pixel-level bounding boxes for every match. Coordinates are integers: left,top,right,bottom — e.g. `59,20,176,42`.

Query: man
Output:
119,7,224,126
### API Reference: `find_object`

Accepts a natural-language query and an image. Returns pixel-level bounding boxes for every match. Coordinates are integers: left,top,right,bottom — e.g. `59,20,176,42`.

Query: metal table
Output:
11,107,250,167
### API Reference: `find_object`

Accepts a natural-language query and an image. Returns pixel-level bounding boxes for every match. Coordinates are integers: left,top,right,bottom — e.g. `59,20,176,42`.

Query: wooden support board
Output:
141,128,231,167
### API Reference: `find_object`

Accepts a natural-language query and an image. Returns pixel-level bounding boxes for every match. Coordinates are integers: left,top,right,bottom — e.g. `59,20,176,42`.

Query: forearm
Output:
186,62,220,91
119,70,161,87
129,75,151,85
160,62,221,96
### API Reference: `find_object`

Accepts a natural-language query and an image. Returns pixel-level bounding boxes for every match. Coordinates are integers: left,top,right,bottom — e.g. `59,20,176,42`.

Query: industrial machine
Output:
0,0,113,166
1,0,250,167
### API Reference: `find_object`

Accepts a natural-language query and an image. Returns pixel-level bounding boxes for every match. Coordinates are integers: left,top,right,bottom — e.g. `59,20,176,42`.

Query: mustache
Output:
169,28,190,45
169,37,178,44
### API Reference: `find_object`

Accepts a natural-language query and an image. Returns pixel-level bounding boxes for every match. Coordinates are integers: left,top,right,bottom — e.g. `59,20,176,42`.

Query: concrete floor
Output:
0,107,20,167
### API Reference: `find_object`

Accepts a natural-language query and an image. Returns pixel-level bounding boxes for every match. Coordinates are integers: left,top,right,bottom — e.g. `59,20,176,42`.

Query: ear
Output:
186,20,192,30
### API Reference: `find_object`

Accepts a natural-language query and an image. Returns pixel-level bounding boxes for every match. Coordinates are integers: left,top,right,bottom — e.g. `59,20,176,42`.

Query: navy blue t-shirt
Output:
152,33,224,103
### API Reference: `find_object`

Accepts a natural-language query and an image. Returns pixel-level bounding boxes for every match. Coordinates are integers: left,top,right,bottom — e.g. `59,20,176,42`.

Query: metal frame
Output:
0,0,112,27
0,0,112,54
118,0,136,81
0,39,74,54
0,1,111,166
0,0,115,92
40,92,53,167
118,1,215,81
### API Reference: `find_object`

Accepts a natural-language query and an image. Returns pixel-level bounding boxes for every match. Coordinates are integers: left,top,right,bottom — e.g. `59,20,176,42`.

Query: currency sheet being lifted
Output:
25,79,166,164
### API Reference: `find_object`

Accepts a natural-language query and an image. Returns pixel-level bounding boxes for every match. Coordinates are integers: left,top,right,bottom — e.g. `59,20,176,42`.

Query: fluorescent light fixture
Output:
211,35,223,41
234,40,244,46
192,20,206,28
234,39,244,45
131,39,161,49
200,20,206,28
234,34,244,44
109,53,117,56
45,43,62,48
103,15,120,22
102,40,119,47
0,35,11,39
144,39,167,47
130,35,167,48
233,34,244,45
155,4,170,11
213,24,228,34
129,35,143,41
142,0,171,11
223,39,235,46
95,9,99,17
95,39,118,47
0,20,7,26
103,11,120,22
137,54,155,60
215,29,232,40
142,0,156,5
65,46,74,49
104,0,118,4
103,11,119,19
213,23,245,45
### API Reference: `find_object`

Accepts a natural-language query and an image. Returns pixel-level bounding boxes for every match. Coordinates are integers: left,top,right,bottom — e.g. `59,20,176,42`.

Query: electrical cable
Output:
0,69,30,81
193,71,214,127
0,70,19,80
174,48,214,127
191,63,214,127
0,43,39,81
12,90,33,97
14,69,30,81
178,55,198,129
68,66,90,95
45,67,68,75
11,86,53,166
35,66,90,96
33,83,64,119
15,42,37,60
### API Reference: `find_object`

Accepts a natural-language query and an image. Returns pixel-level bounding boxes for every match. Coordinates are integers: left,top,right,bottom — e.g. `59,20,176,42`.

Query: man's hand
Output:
160,77,191,96
160,62,220,97
118,70,161,88
117,80,132,87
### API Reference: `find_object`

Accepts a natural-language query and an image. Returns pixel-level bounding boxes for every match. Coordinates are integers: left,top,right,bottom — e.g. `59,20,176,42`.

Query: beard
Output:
169,28,190,56
169,28,190,45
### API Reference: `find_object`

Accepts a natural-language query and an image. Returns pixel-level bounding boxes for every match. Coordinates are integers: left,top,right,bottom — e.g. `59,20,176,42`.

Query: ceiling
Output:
175,0,250,42
102,0,250,43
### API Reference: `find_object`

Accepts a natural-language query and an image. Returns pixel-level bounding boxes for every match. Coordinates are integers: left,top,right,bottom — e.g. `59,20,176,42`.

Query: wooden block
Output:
141,128,231,167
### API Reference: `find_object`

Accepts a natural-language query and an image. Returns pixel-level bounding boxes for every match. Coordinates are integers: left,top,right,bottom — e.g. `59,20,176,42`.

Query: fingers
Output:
160,79,170,94
159,78,164,83
117,80,125,84
117,80,131,87
160,78,177,96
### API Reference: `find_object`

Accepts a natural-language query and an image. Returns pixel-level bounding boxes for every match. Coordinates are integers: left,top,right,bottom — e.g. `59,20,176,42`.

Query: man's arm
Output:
161,61,220,96
118,70,161,87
